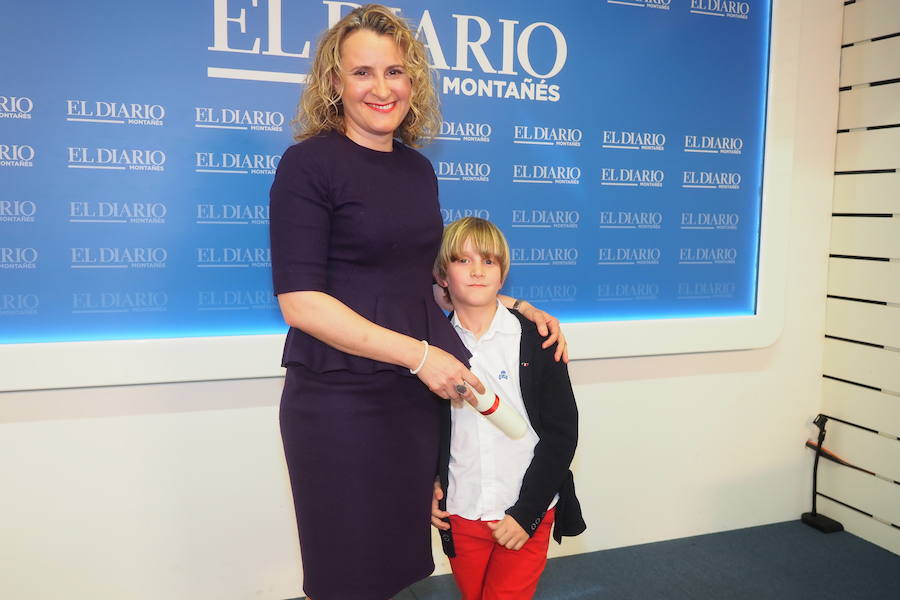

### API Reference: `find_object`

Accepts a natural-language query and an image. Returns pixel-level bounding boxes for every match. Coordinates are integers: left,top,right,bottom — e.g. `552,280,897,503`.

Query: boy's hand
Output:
487,515,529,550
431,480,450,531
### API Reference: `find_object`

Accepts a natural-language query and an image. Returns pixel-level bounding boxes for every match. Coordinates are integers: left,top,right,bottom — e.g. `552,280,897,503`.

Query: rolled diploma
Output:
469,380,528,440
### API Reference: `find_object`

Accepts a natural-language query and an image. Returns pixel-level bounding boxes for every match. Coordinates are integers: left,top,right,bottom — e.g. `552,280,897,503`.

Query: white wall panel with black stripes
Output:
833,171,899,212
820,0,900,555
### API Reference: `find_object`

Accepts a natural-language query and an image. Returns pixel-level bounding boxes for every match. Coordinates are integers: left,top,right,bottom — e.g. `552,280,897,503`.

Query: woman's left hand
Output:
517,300,568,363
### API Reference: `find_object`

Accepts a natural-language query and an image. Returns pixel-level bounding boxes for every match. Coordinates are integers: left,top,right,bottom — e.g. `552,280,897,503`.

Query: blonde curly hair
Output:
292,4,441,148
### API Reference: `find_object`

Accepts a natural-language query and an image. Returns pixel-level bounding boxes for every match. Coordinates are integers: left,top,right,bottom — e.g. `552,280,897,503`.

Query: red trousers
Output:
448,509,555,600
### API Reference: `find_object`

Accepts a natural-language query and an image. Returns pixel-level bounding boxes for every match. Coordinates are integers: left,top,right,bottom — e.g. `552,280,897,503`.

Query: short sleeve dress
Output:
269,130,469,600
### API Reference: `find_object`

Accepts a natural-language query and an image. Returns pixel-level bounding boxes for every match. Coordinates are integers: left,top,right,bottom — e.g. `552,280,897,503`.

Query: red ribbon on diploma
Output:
480,394,501,416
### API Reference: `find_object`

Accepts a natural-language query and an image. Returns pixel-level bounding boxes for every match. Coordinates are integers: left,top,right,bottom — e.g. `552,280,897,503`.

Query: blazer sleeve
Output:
506,343,579,536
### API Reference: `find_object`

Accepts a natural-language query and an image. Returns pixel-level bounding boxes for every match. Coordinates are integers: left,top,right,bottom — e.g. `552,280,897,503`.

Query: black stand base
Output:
802,512,844,533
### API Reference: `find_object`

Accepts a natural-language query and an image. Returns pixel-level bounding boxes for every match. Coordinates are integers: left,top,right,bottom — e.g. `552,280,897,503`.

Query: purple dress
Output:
269,130,469,600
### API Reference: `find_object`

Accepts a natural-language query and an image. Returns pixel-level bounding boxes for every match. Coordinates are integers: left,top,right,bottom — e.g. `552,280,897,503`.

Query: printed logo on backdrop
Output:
436,161,491,182
681,171,741,189
441,208,490,224
511,247,578,266
0,144,34,168
207,4,568,102
435,15,567,103
207,0,314,83
196,203,269,225
597,247,661,265
0,200,37,223
0,248,38,270
513,164,580,185
196,248,271,268
511,209,580,229
514,125,582,147
197,289,279,311
599,211,662,230
0,294,39,316
680,212,739,230
69,201,167,224
596,282,660,302
194,107,284,132
436,121,492,143
70,248,168,269
689,0,750,20
678,247,737,265
607,0,670,11
195,152,280,175
684,134,743,155
72,291,168,314
67,148,165,172
508,284,577,303
600,168,663,188
602,130,665,151
677,280,736,300
1,96,33,120
66,100,165,126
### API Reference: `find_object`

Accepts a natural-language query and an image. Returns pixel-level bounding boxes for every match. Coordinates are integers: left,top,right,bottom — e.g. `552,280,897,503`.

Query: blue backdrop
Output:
0,0,770,343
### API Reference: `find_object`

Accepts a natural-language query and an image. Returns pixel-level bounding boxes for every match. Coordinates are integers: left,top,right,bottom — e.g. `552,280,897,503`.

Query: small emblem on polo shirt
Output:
498,370,509,381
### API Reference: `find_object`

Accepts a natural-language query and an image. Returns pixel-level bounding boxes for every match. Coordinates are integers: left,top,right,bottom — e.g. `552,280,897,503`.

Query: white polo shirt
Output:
447,301,556,521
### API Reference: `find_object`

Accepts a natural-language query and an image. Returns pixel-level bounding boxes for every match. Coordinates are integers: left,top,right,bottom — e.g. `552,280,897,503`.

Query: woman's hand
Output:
516,300,568,363
414,344,484,402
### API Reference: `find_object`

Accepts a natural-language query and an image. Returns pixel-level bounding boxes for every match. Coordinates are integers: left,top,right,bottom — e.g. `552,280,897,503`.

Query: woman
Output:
269,5,567,599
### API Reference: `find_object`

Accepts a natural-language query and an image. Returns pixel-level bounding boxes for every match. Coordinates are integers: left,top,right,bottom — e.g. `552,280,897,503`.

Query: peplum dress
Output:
269,130,469,600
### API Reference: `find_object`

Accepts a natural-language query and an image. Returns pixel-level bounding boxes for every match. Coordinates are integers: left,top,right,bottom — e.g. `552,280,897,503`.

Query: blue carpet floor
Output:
297,520,900,599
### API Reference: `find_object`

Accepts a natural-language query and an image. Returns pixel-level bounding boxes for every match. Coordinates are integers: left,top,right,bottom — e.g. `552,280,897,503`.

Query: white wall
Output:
0,1,845,598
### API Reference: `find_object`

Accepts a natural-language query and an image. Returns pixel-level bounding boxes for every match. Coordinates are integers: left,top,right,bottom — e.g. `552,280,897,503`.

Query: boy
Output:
431,217,586,600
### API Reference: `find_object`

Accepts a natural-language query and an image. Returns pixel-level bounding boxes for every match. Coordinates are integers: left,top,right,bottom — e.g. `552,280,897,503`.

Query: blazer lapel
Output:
516,313,539,427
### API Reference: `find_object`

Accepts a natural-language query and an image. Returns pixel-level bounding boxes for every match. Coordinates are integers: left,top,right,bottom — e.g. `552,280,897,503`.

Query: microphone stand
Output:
801,414,844,533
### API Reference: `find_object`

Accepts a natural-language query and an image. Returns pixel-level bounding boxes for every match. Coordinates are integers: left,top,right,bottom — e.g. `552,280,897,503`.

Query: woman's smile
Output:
366,101,396,112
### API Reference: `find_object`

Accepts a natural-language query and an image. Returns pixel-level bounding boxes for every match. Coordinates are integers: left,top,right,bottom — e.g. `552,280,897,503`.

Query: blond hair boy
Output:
431,217,586,600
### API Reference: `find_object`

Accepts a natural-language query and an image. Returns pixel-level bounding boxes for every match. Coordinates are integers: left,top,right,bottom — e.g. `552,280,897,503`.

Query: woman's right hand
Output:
414,344,484,403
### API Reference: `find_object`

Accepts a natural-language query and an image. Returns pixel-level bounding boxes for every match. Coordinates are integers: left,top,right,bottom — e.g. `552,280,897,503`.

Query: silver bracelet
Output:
410,340,429,375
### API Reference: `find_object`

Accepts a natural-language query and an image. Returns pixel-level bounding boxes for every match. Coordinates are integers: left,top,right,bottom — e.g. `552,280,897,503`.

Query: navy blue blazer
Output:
437,309,586,557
